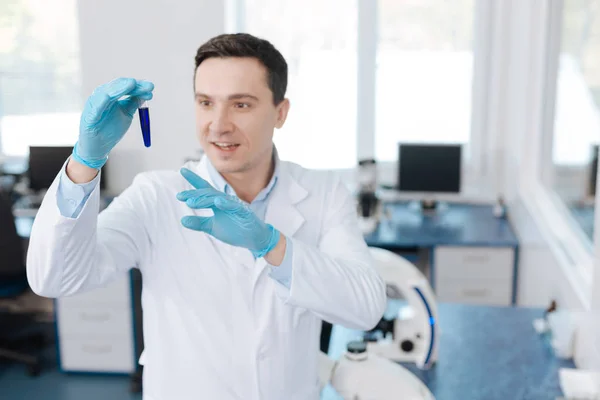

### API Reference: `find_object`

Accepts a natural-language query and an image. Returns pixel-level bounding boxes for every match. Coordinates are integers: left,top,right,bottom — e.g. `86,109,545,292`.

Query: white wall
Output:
77,1,225,194
510,197,587,308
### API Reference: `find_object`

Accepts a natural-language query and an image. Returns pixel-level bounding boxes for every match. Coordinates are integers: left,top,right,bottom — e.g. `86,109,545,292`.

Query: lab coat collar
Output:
205,146,281,202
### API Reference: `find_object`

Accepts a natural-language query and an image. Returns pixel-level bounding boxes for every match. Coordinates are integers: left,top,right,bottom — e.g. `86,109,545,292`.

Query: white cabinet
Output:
55,273,135,373
433,246,515,306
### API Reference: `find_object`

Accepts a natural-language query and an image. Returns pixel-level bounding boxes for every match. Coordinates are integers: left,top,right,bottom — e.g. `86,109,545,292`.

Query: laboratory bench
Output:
366,202,520,306
322,303,573,400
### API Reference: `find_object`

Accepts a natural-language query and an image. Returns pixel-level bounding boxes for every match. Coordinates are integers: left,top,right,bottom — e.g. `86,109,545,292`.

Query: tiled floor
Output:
0,325,336,400
1,366,141,400
1,349,341,400
0,323,140,400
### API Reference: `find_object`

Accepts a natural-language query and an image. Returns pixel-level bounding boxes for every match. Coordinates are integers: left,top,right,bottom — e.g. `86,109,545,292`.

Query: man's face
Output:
194,57,289,174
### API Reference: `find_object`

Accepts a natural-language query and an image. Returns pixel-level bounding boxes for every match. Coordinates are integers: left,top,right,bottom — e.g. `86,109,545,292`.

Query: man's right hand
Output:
71,77,154,170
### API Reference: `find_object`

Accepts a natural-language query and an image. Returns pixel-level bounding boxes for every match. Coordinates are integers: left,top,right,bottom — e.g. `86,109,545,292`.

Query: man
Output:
27,33,386,400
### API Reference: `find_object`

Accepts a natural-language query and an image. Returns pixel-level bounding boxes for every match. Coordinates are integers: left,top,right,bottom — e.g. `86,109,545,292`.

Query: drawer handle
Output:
81,344,112,354
79,312,111,322
462,289,489,298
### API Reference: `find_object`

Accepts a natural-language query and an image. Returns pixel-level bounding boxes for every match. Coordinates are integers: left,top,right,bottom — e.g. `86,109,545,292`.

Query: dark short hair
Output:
194,33,288,105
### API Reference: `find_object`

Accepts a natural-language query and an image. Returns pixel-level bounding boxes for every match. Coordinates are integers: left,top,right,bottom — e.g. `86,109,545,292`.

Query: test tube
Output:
138,101,151,147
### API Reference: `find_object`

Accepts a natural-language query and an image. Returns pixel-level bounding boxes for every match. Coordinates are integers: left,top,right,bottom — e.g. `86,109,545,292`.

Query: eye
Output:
235,102,250,109
198,100,211,107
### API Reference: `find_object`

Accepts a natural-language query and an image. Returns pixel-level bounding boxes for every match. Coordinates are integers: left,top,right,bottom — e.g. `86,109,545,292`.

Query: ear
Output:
275,98,290,129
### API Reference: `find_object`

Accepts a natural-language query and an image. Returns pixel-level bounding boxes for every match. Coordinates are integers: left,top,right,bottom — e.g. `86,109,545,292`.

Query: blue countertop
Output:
364,203,519,248
323,304,573,400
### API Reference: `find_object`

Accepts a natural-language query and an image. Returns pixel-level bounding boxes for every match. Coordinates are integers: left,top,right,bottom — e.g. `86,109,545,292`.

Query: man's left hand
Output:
176,167,281,258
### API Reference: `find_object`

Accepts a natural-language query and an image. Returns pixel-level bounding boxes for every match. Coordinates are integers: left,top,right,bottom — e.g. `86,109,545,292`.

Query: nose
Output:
208,105,234,135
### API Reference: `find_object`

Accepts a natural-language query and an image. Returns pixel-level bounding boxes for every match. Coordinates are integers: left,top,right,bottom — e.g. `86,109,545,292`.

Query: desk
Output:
322,304,573,400
366,203,518,247
367,203,520,306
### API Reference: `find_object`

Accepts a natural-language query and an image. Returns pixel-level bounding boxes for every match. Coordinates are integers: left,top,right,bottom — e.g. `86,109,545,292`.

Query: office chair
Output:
0,191,43,376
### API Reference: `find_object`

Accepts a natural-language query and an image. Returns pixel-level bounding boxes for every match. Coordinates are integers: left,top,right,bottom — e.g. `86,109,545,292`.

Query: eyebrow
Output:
195,93,259,101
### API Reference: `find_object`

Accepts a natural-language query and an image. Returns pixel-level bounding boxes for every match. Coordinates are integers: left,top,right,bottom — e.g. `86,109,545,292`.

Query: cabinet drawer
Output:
436,279,512,306
58,275,131,308
434,246,514,282
60,337,134,373
57,304,133,337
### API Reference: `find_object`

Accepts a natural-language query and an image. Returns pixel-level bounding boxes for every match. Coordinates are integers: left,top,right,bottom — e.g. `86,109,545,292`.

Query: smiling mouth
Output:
212,142,240,152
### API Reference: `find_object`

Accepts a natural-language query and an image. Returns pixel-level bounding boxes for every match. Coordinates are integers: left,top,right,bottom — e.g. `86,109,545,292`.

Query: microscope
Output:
364,247,439,370
319,341,435,400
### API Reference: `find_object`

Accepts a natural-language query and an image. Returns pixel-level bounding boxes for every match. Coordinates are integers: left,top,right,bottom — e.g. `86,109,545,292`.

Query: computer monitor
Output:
397,143,462,194
28,146,106,192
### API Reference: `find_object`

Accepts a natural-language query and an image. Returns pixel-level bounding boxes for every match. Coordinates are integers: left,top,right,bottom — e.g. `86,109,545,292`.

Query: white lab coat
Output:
26,155,387,400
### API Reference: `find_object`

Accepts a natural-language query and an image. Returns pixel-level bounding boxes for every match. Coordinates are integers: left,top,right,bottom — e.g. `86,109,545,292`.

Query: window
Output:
543,0,600,245
238,0,481,180
375,0,476,162
0,0,82,157
242,0,358,169
553,0,600,168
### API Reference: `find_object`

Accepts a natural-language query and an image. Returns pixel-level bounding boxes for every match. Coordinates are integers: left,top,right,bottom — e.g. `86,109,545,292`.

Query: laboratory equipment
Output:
364,247,439,369
319,341,435,400
356,158,381,234
397,144,462,210
139,102,151,147
493,195,507,218
559,368,600,399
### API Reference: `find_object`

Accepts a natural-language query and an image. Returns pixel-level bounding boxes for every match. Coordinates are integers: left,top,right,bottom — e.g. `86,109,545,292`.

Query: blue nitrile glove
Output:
176,168,281,258
72,77,154,169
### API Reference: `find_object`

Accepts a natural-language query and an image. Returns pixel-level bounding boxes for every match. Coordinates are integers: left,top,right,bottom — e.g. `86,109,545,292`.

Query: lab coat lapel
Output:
264,162,308,239
253,162,308,283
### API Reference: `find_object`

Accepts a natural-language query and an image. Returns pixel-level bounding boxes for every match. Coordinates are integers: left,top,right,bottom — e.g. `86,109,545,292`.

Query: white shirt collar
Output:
205,146,280,202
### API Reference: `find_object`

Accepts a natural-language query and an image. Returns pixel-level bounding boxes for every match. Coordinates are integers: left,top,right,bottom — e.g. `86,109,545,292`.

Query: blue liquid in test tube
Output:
138,101,151,147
